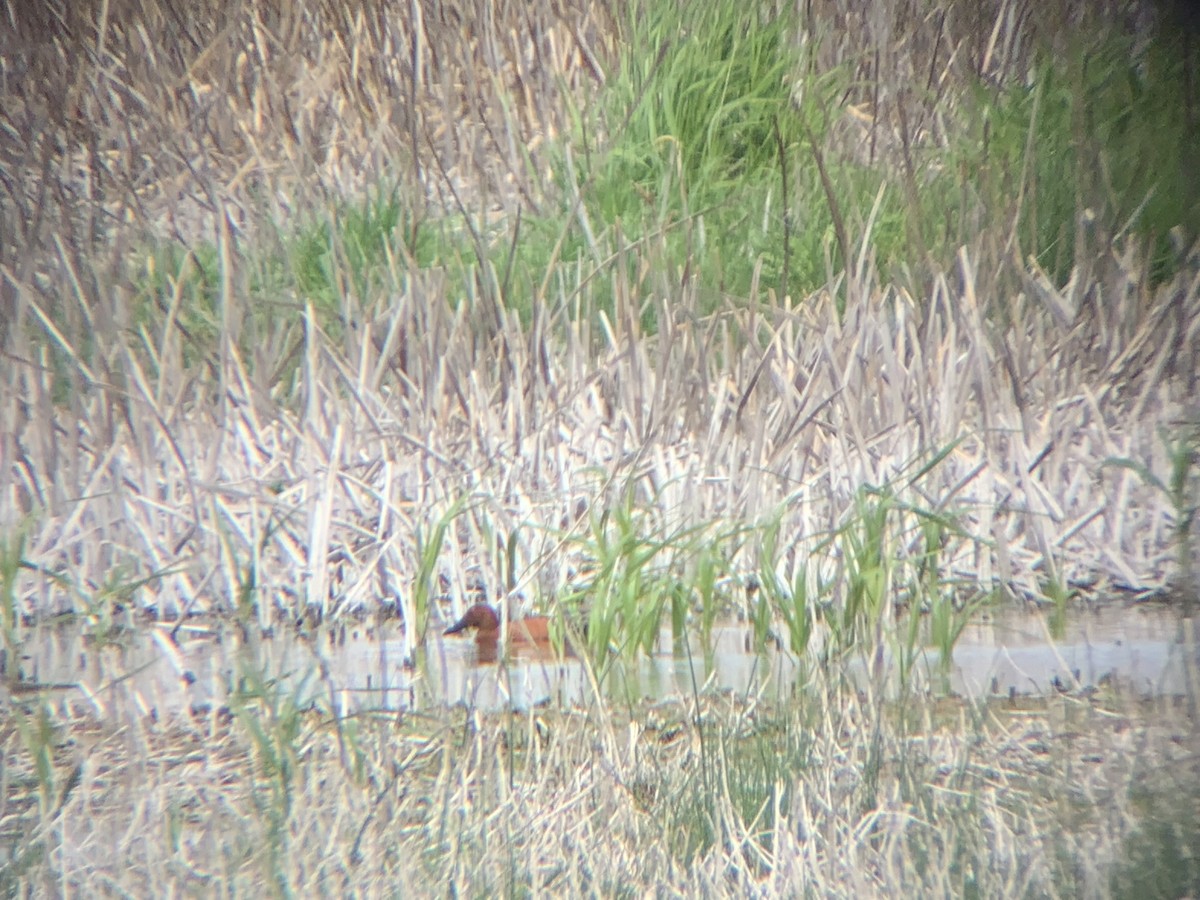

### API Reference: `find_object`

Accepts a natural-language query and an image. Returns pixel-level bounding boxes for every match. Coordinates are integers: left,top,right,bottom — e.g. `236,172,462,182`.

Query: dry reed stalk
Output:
1,676,1193,895
0,4,1194,619
3,240,1197,619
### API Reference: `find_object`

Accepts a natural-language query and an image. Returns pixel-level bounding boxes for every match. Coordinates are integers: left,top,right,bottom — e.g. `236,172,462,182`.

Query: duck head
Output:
443,602,502,636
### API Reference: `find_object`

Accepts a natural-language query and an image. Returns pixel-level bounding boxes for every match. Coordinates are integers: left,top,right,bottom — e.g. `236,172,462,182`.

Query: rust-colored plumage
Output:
443,602,556,651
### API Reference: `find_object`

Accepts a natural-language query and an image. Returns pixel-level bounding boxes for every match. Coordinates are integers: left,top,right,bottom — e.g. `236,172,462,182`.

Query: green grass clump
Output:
753,447,981,669
562,0,846,311
652,698,814,867
611,1,803,188
559,492,743,671
947,33,1198,285
1110,779,1200,900
108,0,1199,360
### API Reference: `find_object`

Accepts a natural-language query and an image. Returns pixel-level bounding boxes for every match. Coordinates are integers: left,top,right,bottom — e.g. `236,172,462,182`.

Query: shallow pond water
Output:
1,605,1196,718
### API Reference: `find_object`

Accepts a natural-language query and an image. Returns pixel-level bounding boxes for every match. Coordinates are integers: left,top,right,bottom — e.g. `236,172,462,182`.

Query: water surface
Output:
1,605,1195,718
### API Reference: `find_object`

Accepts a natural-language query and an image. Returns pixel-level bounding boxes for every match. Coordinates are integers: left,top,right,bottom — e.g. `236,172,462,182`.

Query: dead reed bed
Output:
2,0,1196,632
3,217,1196,629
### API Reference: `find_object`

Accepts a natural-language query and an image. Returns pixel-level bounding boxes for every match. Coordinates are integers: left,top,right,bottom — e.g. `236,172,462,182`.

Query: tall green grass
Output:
93,0,1197,369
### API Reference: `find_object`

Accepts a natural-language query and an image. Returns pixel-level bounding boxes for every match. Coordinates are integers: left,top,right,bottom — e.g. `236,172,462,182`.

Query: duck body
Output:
443,602,554,646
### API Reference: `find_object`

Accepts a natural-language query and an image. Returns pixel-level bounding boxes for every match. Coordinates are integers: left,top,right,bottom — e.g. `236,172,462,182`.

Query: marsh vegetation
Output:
1,0,1198,894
